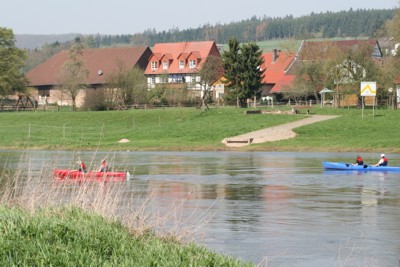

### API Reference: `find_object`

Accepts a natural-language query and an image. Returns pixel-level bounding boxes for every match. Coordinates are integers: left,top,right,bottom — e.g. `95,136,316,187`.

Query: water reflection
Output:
1,150,400,266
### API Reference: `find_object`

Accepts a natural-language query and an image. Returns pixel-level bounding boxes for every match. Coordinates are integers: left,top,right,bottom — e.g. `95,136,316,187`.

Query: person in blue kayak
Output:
373,154,388,167
352,155,364,166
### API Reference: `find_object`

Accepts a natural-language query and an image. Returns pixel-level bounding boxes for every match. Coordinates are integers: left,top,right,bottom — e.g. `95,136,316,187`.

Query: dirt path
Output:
222,115,339,147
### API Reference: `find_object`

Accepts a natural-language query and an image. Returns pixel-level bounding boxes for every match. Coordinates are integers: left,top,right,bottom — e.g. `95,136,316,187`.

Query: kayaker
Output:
373,154,388,167
352,155,364,166
77,161,87,173
99,160,109,172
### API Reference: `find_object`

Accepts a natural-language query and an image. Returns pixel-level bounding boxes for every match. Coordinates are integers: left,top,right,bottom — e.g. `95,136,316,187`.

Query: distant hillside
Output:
133,8,394,46
16,34,82,50
17,8,395,51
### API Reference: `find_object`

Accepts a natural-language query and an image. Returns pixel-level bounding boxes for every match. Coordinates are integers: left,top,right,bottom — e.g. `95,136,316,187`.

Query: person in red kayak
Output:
373,154,388,166
77,161,87,173
99,159,109,172
352,155,364,166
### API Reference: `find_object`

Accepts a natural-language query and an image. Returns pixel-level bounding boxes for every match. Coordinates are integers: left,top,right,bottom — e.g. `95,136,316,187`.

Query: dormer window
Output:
162,61,168,70
189,60,196,69
179,60,185,69
151,61,158,70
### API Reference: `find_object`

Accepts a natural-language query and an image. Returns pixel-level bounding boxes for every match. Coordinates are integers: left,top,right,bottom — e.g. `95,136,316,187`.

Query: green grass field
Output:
0,106,398,153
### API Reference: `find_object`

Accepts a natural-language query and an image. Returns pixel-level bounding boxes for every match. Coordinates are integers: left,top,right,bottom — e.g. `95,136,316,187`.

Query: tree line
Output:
87,8,395,47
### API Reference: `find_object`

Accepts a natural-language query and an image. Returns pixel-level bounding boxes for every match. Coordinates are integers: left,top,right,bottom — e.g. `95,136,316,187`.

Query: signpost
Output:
360,81,376,118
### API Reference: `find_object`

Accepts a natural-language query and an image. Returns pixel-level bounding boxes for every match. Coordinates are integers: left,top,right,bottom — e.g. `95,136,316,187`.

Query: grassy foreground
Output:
0,167,254,266
0,206,253,266
0,106,398,153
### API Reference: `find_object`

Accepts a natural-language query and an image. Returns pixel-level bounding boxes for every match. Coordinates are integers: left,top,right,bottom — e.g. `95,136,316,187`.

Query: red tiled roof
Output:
270,74,296,93
261,51,295,84
27,46,152,86
144,41,220,75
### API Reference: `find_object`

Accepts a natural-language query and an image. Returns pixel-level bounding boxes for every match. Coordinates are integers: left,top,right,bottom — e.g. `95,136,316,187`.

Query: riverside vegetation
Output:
0,166,254,266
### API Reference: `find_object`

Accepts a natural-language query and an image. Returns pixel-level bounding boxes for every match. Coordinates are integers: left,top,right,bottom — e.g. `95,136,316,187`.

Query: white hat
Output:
381,154,385,158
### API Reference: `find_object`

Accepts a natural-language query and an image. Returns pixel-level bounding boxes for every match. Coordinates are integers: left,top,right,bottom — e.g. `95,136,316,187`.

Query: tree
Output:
198,55,223,110
385,8,400,42
0,27,27,96
222,38,242,96
293,60,326,103
60,42,88,111
222,38,264,107
239,42,265,102
105,61,148,109
322,42,384,107
382,8,400,96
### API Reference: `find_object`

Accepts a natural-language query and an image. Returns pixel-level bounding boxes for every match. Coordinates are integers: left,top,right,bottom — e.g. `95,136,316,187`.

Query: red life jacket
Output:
381,157,388,166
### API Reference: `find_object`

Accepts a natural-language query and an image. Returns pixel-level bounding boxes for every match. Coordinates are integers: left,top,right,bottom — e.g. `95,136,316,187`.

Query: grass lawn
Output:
0,106,398,153
249,106,400,153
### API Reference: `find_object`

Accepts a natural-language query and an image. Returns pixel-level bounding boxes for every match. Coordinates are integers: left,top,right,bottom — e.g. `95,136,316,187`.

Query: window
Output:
39,89,50,97
170,75,184,83
151,77,156,84
162,61,168,69
179,60,185,69
189,60,196,68
151,61,158,70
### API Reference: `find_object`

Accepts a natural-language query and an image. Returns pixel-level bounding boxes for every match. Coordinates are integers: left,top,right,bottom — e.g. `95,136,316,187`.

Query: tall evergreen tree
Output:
239,42,265,101
222,38,265,107
222,38,242,96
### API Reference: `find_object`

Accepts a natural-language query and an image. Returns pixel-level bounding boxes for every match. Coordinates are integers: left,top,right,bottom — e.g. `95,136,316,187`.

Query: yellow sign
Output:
360,82,376,96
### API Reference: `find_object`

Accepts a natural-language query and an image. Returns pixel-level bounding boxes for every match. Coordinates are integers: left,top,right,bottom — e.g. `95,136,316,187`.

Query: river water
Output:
1,150,399,266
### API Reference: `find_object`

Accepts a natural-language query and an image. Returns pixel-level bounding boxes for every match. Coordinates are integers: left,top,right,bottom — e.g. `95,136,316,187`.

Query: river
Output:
1,150,399,266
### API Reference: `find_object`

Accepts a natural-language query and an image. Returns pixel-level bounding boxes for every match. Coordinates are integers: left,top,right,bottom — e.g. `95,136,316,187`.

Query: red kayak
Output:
53,169,131,182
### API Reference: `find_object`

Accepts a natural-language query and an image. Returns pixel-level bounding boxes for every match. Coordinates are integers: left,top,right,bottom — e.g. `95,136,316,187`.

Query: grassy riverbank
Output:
0,106,398,153
0,170,254,266
0,206,253,266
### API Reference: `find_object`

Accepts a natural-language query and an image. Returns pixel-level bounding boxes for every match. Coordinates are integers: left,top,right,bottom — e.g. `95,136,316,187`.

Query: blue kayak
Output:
322,161,400,172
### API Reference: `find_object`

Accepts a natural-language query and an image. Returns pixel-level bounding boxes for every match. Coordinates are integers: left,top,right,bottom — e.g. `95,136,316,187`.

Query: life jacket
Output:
356,157,364,165
380,157,388,166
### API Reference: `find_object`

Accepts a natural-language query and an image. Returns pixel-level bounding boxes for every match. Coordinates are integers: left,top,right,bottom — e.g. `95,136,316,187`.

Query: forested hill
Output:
133,8,395,46
17,8,395,50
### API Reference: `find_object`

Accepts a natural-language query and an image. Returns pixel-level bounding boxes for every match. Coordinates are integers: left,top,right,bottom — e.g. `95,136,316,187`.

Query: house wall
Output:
213,83,225,99
36,87,87,107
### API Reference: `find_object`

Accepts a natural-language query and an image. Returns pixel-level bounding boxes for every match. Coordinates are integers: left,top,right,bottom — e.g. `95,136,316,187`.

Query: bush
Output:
82,89,109,111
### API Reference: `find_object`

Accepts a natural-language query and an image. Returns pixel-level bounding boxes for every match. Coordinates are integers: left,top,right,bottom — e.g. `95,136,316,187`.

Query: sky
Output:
1,0,398,35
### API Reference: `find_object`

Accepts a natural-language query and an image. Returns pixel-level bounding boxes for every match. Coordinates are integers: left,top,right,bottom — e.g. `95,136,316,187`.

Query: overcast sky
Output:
2,0,398,35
